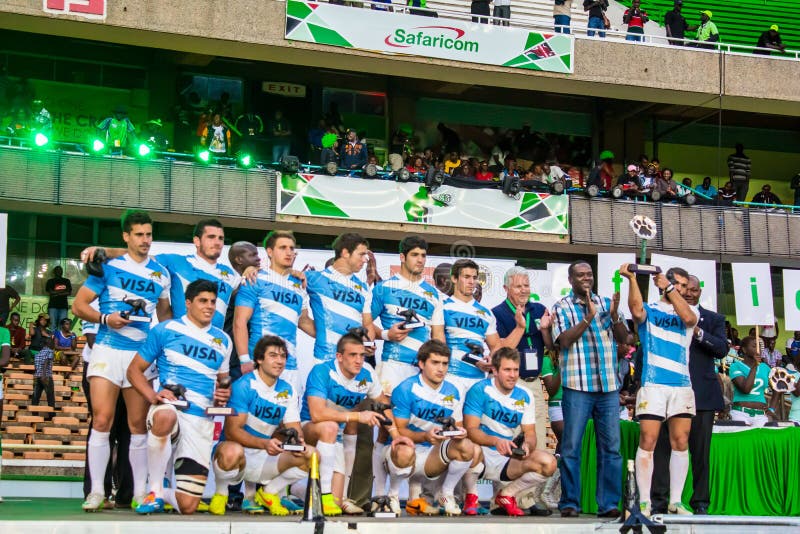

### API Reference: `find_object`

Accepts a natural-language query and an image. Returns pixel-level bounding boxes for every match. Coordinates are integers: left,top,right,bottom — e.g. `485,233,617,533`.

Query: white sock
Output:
162,487,178,512
343,434,357,491
463,462,483,495
87,430,111,496
669,449,690,505
372,442,388,496
408,477,423,501
499,471,547,497
213,459,240,496
130,433,148,498
244,481,258,500
316,441,336,494
147,432,172,499
441,460,471,497
290,478,307,500
635,447,654,505
264,467,307,495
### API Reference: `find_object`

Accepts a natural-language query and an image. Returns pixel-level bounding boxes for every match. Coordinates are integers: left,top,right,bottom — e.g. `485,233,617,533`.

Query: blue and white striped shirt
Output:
463,378,535,450
391,374,462,447
638,301,697,387
551,291,620,392
227,373,299,440
443,297,497,379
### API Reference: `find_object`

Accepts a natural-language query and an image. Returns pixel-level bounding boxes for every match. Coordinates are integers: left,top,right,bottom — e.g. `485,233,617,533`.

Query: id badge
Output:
523,350,539,372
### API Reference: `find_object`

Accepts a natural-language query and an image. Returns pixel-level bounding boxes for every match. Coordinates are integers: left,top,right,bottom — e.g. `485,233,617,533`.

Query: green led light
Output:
34,133,49,147
91,139,105,152
137,144,151,157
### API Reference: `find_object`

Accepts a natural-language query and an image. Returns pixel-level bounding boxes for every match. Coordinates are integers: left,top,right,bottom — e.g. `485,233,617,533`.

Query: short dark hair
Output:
741,335,755,349
193,219,223,239
568,260,591,278
491,347,520,370
121,210,152,233
9,312,20,320
399,235,428,256
666,267,690,283
451,259,479,279
336,332,365,354
332,233,369,260
417,340,450,364
253,335,288,363
185,279,218,301
264,230,296,250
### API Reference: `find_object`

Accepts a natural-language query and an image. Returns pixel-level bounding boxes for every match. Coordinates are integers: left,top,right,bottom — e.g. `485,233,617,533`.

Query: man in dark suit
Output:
651,275,728,514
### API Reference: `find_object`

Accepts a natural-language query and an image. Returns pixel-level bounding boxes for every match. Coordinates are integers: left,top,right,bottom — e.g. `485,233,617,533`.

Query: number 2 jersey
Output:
463,378,534,450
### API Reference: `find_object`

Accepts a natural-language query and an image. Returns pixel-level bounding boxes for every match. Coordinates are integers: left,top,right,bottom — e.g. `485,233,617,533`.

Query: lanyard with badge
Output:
506,299,539,373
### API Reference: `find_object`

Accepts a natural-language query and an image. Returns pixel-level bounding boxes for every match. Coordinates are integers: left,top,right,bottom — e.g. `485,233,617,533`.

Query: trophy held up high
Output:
628,215,662,276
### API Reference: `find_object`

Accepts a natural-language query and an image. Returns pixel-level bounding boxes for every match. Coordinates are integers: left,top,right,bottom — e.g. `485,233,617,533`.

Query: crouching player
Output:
127,280,232,515
210,335,314,515
464,348,556,516
391,340,483,516
301,333,414,515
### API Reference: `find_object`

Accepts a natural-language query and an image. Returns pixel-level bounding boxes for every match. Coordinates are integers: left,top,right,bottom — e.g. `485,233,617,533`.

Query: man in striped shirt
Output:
727,143,752,202
551,260,628,518
620,264,698,516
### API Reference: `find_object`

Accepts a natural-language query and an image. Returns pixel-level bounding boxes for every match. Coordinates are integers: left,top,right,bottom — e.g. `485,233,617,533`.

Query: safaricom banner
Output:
285,1,574,74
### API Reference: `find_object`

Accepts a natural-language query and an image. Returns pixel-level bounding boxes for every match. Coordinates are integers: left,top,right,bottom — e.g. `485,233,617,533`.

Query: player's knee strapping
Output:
175,457,209,498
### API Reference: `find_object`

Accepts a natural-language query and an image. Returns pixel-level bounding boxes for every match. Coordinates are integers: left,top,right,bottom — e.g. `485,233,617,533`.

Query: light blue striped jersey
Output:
84,254,171,351
155,253,238,329
300,359,382,432
730,360,771,404
139,316,232,418
463,378,535,450
306,267,371,362
369,275,443,365
443,297,497,379
638,301,697,387
391,374,462,447
551,291,620,393
227,373,299,440
236,269,308,370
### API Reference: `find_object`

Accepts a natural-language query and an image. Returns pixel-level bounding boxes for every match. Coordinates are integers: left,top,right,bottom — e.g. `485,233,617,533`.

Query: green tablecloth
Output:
579,420,800,515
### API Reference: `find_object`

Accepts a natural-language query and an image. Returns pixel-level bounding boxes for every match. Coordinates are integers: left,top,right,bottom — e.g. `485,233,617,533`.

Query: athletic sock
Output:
130,433,148,498
463,462,483,495
87,430,111,496
147,432,172,499
669,449,690,505
264,467,307,495
213,459,240,496
635,447,655,505
244,481,258,500
343,433,357,492
499,471,547,497
162,487,178,512
372,442,388,496
407,477,423,501
441,460,471,497
316,441,336,494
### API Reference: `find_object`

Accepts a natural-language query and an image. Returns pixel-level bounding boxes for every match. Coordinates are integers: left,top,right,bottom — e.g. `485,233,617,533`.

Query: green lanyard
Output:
505,299,532,349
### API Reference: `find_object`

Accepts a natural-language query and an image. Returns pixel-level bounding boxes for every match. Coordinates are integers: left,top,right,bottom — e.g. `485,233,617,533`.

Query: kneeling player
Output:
301,333,413,515
391,340,483,516
127,280,232,515
211,335,314,515
464,348,556,516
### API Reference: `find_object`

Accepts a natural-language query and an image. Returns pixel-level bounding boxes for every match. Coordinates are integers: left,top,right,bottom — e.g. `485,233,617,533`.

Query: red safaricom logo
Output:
385,26,480,53
44,0,106,19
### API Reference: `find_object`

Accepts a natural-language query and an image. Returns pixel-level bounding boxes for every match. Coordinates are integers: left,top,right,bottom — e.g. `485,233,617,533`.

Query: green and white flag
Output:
732,263,774,326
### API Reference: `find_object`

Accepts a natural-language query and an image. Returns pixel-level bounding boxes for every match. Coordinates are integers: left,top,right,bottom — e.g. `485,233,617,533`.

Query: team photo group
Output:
72,208,725,520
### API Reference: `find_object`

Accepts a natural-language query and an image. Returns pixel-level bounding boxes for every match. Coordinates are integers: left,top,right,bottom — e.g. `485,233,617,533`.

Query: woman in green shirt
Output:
729,336,779,427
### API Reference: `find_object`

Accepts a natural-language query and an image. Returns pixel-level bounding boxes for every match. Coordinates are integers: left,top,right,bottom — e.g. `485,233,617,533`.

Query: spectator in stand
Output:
493,0,511,27
455,157,476,178
340,129,368,171
471,0,490,24
539,161,568,184
755,25,786,55
5,312,27,361
0,283,20,325
29,312,52,356
499,158,520,180
96,105,136,154
409,0,436,17
751,184,782,206
553,0,575,34
617,165,643,197
657,167,679,201
786,331,800,367
202,113,231,157
587,150,615,190
760,336,782,368
717,181,737,206
681,177,692,188
727,143,751,202
664,1,694,46
45,265,72,328
32,335,56,420
269,110,292,162
54,317,78,368
694,10,719,49
444,152,461,174
623,0,649,42
583,0,610,38
695,176,717,199
320,132,339,167
640,163,658,195
475,160,494,181
406,156,428,174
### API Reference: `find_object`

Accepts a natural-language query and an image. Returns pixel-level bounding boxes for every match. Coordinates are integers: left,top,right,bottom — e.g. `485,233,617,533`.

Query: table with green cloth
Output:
578,420,800,515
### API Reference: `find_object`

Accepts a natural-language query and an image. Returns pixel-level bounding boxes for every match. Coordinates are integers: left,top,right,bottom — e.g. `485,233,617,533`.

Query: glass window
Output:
35,215,62,242
55,60,101,86
99,219,122,245
33,242,61,297
66,218,94,244
7,212,33,239
355,92,386,116
5,240,30,294
103,65,147,90
7,55,53,80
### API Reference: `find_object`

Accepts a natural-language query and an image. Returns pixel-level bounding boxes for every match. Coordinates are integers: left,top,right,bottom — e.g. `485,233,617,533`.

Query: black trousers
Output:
652,410,715,511
33,376,55,409
82,364,133,505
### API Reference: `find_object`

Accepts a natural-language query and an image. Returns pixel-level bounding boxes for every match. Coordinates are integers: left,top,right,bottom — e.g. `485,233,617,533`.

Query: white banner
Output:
783,269,800,331
547,263,572,306
0,213,7,287
732,263,775,326
285,1,574,74
528,269,555,308
648,254,718,311
597,253,636,318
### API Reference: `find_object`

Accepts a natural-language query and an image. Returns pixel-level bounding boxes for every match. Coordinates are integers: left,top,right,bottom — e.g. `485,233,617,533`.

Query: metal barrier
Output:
0,145,277,221
569,196,800,258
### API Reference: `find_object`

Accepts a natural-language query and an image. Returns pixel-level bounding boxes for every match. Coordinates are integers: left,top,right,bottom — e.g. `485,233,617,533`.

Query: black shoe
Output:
598,508,621,518
651,507,668,515
526,503,552,516
694,506,709,515
560,507,579,518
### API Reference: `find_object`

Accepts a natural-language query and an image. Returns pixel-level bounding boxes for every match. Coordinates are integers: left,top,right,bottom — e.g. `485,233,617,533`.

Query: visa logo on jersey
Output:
335,393,363,408
271,291,302,306
332,289,364,304
490,409,521,427
398,296,431,313
254,404,285,420
182,343,220,362
417,407,446,420
454,317,486,329
652,315,681,329
120,277,157,294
